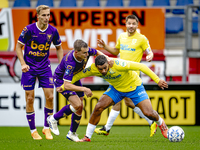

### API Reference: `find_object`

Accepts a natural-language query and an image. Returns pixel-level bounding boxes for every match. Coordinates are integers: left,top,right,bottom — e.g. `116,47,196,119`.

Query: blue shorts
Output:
103,84,149,105
53,78,84,100
21,67,54,90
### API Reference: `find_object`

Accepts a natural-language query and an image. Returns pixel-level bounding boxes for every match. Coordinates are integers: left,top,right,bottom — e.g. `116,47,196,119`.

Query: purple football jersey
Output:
53,48,97,84
18,23,61,71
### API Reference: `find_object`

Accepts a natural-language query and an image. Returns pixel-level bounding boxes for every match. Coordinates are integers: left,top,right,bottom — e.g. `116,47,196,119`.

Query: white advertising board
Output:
0,83,57,126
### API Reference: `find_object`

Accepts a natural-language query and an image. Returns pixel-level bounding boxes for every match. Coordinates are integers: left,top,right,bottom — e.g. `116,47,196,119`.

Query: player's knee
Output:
77,102,84,112
26,96,34,105
75,103,83,115
94,103,104,114
72,103,82,111
143,110,154,118
46,94,54,102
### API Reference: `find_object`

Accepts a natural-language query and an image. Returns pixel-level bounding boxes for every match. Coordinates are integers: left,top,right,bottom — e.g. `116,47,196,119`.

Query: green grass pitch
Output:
0,126,200,150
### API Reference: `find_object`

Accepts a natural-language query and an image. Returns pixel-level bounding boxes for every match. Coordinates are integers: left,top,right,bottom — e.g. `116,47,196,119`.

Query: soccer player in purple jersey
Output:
16,5,63,140
47,39,108,142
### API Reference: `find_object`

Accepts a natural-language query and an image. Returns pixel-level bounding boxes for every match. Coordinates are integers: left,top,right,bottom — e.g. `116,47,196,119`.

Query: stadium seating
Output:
172,0,194,14
82,0,100,7
0,0,9,8
106,0,123,7
192,16,198,33
129,0,146,7
36,0,54,7
13,0,30,7
166,16,184,33
59,0,76,7
152,0,170,12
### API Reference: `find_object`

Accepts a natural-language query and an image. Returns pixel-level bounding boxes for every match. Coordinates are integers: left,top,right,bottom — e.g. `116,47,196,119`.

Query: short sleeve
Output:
52,29,61,46
88,47,97,56
63,63,75,82
141,35,151,52
18,26,31,44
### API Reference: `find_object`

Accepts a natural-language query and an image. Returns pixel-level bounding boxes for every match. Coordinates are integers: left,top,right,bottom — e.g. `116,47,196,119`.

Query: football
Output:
167,126,185,142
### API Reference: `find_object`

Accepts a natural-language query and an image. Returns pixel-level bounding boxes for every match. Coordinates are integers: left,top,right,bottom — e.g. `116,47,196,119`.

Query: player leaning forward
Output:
16,5,63,140
96,14,156,137
68,55,169,142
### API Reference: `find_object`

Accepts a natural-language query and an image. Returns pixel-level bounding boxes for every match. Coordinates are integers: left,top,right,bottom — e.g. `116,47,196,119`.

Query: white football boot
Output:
66,130,80,142
47,115,60,135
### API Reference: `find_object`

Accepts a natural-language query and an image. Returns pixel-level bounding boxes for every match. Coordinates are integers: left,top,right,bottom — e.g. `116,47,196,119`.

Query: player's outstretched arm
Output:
158,79,168,90
96,50,111,64
97,39,119,56
58,81,93,97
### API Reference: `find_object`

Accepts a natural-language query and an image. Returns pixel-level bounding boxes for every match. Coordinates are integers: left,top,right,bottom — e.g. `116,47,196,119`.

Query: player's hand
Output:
56,87,63,93
84,87,93,97
97,39,105,48
146,53,153,62
21,64,30,72
158,79,168,90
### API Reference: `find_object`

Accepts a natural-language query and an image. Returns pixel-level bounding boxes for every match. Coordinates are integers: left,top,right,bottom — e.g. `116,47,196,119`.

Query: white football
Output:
167,126,185,142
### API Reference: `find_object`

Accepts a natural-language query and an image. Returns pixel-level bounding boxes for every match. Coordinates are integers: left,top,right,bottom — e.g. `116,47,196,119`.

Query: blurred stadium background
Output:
0,0,200,127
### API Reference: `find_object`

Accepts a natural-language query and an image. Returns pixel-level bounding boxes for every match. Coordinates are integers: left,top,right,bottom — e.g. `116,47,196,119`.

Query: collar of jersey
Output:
36,22,49,32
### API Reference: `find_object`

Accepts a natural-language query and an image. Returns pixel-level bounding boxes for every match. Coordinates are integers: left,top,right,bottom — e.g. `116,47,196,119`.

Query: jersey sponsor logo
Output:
31,41,50,51
120,61,127,67
109,69,115,74
67,65,73,69
138,91,146,96
83,66,91,73
65,69,70,75
132,39,137,44
120,44,135,51
101,74,121,80
28,51,47,57
115,60,119,65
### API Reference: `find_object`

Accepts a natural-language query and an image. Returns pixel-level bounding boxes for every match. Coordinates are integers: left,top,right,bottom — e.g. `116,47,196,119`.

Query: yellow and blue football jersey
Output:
72,59,159,93
115,31,151,63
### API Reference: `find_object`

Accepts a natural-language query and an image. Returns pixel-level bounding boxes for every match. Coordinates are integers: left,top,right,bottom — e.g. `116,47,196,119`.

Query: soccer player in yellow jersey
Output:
96,15,155,137
57,55,168,142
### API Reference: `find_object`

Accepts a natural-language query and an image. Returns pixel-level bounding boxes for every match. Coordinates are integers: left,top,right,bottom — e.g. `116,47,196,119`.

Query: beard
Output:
128,28,136,34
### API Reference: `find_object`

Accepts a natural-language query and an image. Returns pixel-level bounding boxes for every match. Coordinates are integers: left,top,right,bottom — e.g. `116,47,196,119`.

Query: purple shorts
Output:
21,67,54,90
53,78,84,99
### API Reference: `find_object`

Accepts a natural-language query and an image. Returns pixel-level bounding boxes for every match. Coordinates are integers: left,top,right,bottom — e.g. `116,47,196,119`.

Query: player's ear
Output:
37,14,39,20
109,60,114,67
